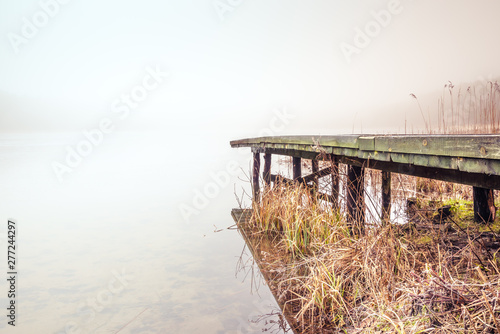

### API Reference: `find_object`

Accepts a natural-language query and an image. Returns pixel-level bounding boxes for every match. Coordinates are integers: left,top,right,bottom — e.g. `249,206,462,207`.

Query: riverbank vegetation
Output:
240,178,499,333
236,81,500,333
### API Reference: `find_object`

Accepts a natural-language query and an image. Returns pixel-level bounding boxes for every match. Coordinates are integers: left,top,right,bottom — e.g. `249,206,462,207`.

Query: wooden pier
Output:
230,135,500,225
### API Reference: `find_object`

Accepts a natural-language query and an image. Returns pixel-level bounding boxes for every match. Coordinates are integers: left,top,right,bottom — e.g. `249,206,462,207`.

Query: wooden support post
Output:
311,159,319,192
263,153,272,187
331,156,339,207
252,152,260,202
381,171,391,225
293,157,301,180
346,165,365,235
473,187,496,223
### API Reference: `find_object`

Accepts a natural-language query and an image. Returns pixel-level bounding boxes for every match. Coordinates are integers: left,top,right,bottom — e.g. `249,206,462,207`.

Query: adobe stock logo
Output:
213,0,243,21
56,268,134,334
339,0,408,64
7,0,72,54
51,65,169,183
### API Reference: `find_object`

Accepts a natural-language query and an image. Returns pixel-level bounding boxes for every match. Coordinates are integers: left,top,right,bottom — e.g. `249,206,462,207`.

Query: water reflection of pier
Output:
231,208,297,334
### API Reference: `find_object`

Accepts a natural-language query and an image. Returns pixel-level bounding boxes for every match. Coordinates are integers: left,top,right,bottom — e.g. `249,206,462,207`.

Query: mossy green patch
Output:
416,235,433,245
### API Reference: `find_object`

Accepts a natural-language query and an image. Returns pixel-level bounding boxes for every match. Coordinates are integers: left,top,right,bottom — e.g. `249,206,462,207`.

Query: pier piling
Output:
252,152,260,202
473,187,496,223
293,157,301,180
381,171,391,224
311,160,319,192
331,156,339,207
263,153,272,187
346,165,365,235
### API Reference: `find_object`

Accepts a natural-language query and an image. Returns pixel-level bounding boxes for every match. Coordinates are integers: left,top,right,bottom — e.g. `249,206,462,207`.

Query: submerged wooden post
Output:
346,165,365,235
252,152,261,202
381,171,391,224
473,187,496,223
311,159,319,192
293,157,301,180
331,156,339,206
263,153,272,186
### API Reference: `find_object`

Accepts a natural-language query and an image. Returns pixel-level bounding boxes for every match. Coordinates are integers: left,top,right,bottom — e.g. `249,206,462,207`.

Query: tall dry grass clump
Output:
437,80,500,134
243,180,500,333
251,181,347,257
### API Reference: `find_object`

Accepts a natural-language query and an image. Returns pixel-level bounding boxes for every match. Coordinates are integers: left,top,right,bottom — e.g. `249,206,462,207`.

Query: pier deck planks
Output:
230,135,500,189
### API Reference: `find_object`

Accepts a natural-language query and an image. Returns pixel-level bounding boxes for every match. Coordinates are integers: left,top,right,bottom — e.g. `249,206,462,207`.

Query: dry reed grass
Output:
411,80,500,134
243,182,500,333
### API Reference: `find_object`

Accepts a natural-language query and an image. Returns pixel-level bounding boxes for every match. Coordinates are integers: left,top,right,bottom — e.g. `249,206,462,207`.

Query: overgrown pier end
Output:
230,135,500,226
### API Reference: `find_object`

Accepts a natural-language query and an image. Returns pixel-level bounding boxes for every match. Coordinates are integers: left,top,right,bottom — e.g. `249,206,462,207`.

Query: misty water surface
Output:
0,132,285,333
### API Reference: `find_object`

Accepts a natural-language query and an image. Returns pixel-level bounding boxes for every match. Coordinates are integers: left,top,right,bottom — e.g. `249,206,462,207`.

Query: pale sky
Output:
1,0,500,136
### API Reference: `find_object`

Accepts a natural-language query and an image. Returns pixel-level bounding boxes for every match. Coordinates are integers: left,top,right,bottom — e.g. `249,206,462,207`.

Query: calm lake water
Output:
0,132,286,333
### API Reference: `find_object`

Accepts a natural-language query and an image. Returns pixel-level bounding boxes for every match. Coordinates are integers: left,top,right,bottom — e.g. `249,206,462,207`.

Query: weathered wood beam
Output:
251,147,319,160
346,165,365,235
299,166,333,183
473,187,496,223
272,165,332,186
252,152,260,202
231,134,500,161
271,174,335,203
374,135,500,160
337,156,500,190
271,174,292,185
231,135,360,150
293,157,301,180
263,153,272,186
381,171,391,224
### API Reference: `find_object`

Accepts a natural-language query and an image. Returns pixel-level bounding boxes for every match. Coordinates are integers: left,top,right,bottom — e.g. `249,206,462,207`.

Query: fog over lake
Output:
1,0,499,332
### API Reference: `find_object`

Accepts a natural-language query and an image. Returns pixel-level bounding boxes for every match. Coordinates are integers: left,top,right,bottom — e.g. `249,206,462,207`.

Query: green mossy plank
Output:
374,135,500,160
233,135,500,180
232,135,500,161
358,136,375,151
230,135,362,149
